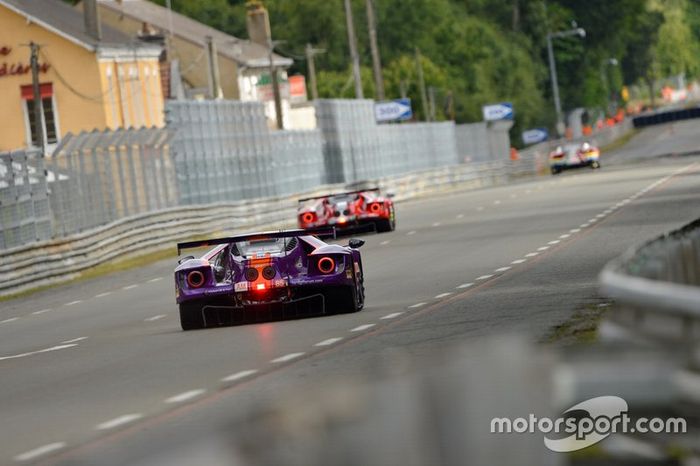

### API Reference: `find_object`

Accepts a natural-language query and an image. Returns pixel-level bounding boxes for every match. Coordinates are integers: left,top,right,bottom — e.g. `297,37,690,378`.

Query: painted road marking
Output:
511,259,526,264
14,442,66,462
477,206,484,211
148,277,163,283
381,312,404,320
0,344,78,362
525,252,539,257
145,315,166,322
96,414,143,431
406,230,416,236
559,234,570,239
380,240,390,245
434,292,452,299
64,300,82,307
476,274,494,280
222,369,258,383
350,324,376,332
0,317,19,324
457,283,473,289
165,389,206,404
271,353,305,363
315,337,344,346
537,246,550,251
408,302,427,309
570,229,581,233
494,266,511,272
94,292,112,298
32,309,52,315
61,337,87,344
580,223,590,228
432,222,441,227
493,200,501,205
456,214,464,219
122,285,138,290
548,240,560,245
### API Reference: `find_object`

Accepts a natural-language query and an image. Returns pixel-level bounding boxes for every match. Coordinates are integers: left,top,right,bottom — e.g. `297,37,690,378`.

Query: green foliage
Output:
143,0,700,135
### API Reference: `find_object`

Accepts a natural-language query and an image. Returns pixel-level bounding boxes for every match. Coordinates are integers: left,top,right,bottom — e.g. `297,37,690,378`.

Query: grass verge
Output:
543,302,612,345
600,129,638,153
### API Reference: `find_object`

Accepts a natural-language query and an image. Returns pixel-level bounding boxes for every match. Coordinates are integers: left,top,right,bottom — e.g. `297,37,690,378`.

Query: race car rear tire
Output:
551,167,561,175
591,161,600,169
326,286,360,314
179,303,205,330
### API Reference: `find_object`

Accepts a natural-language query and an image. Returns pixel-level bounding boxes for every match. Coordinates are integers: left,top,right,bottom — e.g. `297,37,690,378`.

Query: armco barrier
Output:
0,161,505,297
600,217,700,343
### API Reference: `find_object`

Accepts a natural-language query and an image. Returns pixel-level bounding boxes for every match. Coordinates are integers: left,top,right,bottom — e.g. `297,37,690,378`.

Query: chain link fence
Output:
46,128,177,237
0,150,51,249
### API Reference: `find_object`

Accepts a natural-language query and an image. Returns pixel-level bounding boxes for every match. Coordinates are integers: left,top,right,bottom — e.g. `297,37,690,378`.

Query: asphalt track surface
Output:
1,121,700,465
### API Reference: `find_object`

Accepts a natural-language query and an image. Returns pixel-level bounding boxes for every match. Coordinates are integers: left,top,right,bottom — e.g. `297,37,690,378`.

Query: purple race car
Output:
175,229,365,330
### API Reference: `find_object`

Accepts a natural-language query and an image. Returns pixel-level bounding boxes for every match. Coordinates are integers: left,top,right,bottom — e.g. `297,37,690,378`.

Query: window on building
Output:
21,83,58,147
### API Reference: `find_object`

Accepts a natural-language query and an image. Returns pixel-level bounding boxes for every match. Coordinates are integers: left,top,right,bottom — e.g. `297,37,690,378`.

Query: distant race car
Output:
549,142,601,174
297,188,395,234
175,229,365,330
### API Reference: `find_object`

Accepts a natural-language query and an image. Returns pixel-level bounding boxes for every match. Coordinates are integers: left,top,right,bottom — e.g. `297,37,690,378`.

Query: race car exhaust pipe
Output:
369,203,382,213
187,270,206,288
317,257,335,274
301,212,315,223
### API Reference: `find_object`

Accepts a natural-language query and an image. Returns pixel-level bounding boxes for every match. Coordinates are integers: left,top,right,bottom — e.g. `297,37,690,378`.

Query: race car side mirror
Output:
348,238,365,249
178,255,195,264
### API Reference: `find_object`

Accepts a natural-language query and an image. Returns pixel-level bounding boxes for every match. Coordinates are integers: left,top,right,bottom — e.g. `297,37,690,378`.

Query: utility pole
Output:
205,35,221,99
446,90,455,121
343,0,363,98
365,0,384,100
305,43,325,100
29,42,44,154
545,33,562,135
269,40,284,129
428,86,436,121
415,47,429,122
399,80,407,99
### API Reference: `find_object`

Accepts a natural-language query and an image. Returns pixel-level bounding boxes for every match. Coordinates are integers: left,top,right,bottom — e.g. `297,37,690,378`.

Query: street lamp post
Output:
546,26,586,136
600,58,619,115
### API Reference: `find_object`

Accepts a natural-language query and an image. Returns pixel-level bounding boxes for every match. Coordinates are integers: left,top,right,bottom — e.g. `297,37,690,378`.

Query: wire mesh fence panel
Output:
0,149,52,250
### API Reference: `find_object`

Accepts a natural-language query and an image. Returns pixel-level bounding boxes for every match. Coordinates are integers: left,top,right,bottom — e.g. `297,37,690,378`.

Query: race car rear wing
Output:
177,228,336,254
298,188,380,203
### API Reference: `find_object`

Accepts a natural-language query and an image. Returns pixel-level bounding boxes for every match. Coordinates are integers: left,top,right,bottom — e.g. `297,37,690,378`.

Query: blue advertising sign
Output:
482,102,514,121
375,98,413,122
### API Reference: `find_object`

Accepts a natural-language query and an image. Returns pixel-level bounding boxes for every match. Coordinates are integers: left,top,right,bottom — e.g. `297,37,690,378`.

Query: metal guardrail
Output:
600,217,700,343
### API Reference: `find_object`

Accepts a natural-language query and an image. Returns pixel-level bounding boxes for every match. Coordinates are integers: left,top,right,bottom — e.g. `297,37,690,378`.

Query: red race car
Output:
298,189,396,234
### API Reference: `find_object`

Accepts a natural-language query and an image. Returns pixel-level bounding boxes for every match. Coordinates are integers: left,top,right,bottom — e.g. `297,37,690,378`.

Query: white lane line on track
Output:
525,189,532,194
596,213,606,218
588,218,598,223
122,284,138,290
510,194,516,198
408,302,427,309
94,292,112,298
537,246,550,251
64,300,82,307
494,266,511,272
456,213,464,219
350,324,376,332
61,337,87,344
0,317,19,324
148,277,163,283
570,228,581,233
315,337,344,346
145,314,166,322
525,252,539,257
457,282,473,289
0,343,78,362
476,274,493,281
432,222,441,227
477,206,485,211
434,292,452,299
559,234,571,239
14,442,66,462
547,240,560,245
32,309,52,315
96,414,143,431
493,200,501,205
165,389,206,404
580,223,590,228
380,240,391,245
271,352,305,363
222,369,258,382
381,312,404,320
406,230,416,236
511,259,526,264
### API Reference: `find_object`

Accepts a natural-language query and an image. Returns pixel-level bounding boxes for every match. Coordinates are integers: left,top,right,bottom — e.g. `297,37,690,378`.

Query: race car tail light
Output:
369,202,382,214
255,283,266,291
244,268,259,281
262,265,276,280
317,257,336,274
301,212,315,224
186,270,205,288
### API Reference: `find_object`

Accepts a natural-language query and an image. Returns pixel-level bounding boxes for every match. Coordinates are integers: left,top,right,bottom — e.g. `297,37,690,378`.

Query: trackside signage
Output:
482,102,514,121
374,98,413,122
490,396,686,452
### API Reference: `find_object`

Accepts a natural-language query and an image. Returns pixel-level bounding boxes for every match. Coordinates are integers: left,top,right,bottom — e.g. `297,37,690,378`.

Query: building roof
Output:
97,0,293,69
0,0,159,54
